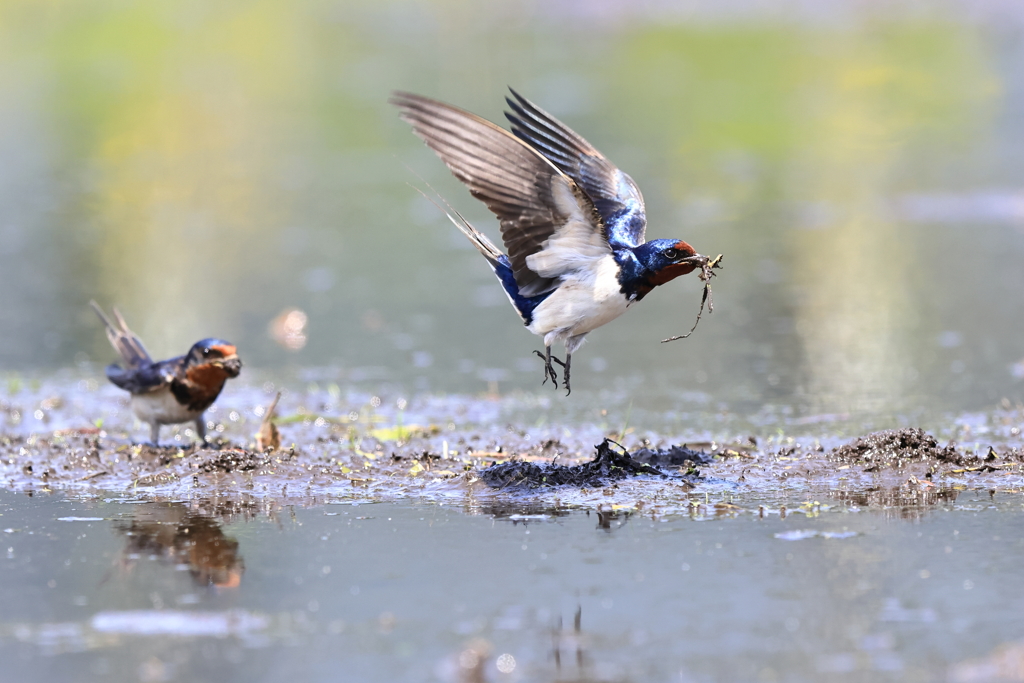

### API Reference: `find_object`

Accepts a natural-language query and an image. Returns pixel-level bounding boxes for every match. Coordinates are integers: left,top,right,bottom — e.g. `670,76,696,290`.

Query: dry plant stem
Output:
661,254,723,343
256,392,282,452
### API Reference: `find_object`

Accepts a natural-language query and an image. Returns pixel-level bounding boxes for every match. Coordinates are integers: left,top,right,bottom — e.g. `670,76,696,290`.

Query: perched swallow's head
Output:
635,239,703,287
186,339,242,378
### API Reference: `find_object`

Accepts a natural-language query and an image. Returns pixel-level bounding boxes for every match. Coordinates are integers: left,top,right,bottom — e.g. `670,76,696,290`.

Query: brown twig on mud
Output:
661,253,723,343
256,392,282,453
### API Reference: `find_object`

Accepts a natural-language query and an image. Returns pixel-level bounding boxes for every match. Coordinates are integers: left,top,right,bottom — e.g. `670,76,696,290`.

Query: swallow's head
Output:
635,239,703,287
185,339,243,378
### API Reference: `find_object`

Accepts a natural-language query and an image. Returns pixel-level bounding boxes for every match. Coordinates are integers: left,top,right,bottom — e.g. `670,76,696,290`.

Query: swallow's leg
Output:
533,347,561,387
148,422,161,447
561,354,572,395
195,415,208,445
559,335,587,396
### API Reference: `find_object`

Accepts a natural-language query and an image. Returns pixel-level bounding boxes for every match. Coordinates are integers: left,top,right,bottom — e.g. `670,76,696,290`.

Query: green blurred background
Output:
1,0,1022,417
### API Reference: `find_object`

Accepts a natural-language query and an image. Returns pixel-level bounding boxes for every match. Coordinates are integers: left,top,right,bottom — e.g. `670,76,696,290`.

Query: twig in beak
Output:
661,254,723,343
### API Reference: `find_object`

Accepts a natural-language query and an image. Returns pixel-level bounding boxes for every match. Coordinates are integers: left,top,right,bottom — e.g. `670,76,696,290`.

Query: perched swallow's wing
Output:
90,301,153,369
505,89,647,248
105,358,179,394
391,91,610,297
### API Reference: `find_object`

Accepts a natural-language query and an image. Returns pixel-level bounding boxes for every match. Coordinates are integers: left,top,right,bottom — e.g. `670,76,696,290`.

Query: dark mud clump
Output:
631,444,710,469
480,439,669,489
829,428,965,469
196,448,274,474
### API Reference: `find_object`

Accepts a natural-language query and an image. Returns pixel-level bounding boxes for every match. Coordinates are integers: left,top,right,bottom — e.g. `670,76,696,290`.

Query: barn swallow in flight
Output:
91,302,242,446
392,89,713,394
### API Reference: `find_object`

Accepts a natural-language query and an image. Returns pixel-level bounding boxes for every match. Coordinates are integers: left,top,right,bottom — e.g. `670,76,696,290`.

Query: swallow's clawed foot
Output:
534,348,563,388
534,351,571,395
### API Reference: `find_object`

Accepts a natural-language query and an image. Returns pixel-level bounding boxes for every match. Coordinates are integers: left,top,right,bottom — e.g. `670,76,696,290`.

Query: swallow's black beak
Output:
219,356,243,377
683,253,723,277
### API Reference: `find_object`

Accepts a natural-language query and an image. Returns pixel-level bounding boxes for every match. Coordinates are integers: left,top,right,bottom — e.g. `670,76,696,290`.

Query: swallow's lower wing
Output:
90,301,153,369
391,91,611,297
504,89,647,249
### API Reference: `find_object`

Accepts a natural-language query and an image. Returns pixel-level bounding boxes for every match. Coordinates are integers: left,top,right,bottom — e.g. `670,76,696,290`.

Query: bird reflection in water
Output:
109,502,248,588
449,607,622,683
592,507,631,532
550,607,626,683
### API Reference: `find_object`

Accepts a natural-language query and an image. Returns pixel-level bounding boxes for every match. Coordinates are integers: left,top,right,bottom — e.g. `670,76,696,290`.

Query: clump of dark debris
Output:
632,444,710,469
829,428,966,468
480,439,697,489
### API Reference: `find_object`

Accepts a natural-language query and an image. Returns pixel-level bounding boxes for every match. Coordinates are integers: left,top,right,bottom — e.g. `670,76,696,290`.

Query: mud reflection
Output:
830,485,961,520
110,501,254,588
470,501,572,522
469,500,635,534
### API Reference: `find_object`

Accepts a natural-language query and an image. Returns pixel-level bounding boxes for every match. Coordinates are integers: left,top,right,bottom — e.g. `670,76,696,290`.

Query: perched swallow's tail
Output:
90,301,153,369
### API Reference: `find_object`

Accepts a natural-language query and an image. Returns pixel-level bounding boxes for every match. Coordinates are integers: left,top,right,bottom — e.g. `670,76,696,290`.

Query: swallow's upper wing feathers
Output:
504,89,647,248
391,91,610,297
105,358,180,394
90,301,153,369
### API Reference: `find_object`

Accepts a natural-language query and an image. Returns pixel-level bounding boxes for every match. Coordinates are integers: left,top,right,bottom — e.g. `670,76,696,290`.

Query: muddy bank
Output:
1,372,1022,512
3,413,1024,517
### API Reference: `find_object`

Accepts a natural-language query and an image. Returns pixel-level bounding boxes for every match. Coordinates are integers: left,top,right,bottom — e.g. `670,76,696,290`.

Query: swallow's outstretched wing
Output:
504,89,647,248
90,301,177,394
391,91,611,298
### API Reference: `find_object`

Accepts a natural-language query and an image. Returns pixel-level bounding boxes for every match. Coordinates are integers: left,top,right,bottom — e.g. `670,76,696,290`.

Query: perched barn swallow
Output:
91,302,242,446
392,89,713,393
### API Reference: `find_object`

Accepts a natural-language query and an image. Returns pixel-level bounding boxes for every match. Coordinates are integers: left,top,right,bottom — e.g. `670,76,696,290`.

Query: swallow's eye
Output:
202,348,211,357
664,248,679,260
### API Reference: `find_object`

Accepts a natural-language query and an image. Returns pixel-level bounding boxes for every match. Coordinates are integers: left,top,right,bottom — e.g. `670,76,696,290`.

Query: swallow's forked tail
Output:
443,207,505,267
90,301,153,369
409,182,506,267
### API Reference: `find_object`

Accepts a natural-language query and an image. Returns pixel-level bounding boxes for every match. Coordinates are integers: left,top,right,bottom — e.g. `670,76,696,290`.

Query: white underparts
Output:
131,385,201,426
527,254,629,352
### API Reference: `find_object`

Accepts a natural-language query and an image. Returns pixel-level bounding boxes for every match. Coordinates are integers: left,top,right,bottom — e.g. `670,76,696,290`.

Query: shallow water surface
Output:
3,489,1023,682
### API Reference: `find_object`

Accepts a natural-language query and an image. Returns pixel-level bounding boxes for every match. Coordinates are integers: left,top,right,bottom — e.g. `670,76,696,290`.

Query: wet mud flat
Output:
4,381,1024,683
3,378,1024,515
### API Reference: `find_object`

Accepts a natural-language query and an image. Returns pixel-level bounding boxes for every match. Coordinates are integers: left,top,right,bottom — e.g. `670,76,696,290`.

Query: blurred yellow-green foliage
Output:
0,0,1018,413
